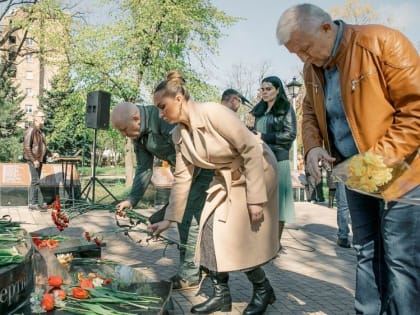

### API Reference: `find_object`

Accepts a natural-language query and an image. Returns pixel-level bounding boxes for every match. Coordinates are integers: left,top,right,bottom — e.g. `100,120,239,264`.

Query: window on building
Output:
8,65,17,78
25,38,34,46
25,54,33,63
25,71,33,80
8,50,16,61
25,88,33,96
25,104,33,113
8,35,16,44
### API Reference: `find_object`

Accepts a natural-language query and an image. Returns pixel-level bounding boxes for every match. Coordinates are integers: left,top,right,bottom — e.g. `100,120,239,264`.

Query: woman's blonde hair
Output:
154,70,190,101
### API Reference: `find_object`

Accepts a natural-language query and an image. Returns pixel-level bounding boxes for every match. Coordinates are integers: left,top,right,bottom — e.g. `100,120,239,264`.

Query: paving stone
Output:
0,201,356,314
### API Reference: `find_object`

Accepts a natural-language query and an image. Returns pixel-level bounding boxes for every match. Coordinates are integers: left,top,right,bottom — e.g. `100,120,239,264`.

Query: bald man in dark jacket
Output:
112,102,214,290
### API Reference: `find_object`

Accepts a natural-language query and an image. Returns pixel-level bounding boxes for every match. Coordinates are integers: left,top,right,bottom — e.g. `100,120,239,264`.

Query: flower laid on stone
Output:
345,152,393,193
51,195,70,231
71,287,89,299
70,286,162,311
50,288,66,300
83,231,105,247
30,276,67,313
48,275,63,287
77,271,112,288
40,292,55,312
32,234,60,249
57,253,73,269
31,260,163,314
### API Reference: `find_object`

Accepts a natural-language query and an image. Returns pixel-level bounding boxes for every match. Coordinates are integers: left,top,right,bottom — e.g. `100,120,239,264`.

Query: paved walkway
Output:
1,202,356,315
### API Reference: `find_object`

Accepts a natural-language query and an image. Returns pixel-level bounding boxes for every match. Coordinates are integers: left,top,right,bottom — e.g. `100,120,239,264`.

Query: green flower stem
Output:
65,301,139,315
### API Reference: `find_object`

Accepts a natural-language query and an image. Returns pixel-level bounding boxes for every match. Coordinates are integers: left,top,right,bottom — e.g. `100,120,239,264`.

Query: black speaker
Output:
86,91,111,129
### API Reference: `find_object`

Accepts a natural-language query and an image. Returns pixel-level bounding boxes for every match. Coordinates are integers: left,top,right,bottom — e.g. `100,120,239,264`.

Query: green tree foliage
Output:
39,79,92,161
68,0,237,182
2,0,238,174
0,1,35,162
22,0,71,62
1,0,69,87
72,0,237,102
0,76,25,162
0,0,72,162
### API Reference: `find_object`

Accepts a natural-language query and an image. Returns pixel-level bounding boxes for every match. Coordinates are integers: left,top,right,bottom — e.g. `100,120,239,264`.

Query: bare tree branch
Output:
1,0,38,20
0,28,28,78
0,26,21,46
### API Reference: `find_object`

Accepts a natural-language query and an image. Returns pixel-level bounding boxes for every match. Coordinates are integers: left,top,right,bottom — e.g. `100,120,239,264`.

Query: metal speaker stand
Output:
81,128,117,204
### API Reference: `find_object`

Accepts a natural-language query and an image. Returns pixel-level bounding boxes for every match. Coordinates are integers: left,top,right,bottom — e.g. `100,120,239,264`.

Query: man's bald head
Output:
111,102,141,138
111,102,139,126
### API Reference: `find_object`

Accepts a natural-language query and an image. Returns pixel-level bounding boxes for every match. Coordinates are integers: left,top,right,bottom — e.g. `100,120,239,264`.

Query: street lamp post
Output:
286,77,302,171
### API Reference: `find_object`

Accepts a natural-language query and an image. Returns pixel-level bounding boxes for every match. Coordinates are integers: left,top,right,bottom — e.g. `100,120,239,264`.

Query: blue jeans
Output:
336,182,350,240
346,186,420,315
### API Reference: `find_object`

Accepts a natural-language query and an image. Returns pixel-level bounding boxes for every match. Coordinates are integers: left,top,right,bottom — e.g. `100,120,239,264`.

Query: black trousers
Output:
28,162,43,205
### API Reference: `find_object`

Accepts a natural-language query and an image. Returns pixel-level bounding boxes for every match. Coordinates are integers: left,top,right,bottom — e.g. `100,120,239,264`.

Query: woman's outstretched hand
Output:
148,219,171,236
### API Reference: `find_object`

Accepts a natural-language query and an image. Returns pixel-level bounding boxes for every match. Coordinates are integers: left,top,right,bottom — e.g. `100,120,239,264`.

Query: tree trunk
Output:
125,137,134,187
124,68,144,187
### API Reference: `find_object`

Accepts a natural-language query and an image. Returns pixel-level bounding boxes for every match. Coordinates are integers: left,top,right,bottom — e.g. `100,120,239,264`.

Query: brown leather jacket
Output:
302,23,420,200
23,126,47,163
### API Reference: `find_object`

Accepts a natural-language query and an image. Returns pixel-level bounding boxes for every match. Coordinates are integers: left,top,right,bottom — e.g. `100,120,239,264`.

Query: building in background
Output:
0,8,59,126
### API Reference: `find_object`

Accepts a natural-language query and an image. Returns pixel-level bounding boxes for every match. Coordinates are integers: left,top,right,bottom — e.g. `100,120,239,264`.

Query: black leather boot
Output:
243,267,276,315
191,271,232,314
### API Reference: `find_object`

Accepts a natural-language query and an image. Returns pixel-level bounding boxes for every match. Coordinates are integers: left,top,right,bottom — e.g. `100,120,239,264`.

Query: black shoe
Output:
170,275,200,291
28,204,48,212
28,204,38,210
337,238,351,248
191,272,232,314
243,268,276,315
38,203,48,212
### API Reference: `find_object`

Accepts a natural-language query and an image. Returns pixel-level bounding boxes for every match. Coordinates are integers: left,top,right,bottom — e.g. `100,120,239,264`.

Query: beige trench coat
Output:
164,102,279,272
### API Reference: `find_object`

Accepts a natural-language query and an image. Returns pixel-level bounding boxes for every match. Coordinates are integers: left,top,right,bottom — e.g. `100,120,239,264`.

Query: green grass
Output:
78,179,155,208
78,166,126,177
77,166,155,208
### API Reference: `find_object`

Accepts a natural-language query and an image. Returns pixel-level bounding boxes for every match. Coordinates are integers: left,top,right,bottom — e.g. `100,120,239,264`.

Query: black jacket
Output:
251,100,297,161
129,105,213,207
128,105,176,206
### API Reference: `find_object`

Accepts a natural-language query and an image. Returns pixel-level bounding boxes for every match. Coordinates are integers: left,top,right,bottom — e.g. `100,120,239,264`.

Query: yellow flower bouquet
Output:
332,148,420,205
345,152,393,193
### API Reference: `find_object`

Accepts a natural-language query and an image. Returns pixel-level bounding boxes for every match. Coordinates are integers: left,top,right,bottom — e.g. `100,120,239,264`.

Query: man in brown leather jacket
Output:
23,110,49,211
277,4,419,315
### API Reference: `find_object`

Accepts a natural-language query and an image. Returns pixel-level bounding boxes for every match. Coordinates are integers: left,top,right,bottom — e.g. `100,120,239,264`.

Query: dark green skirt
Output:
277,160,296,223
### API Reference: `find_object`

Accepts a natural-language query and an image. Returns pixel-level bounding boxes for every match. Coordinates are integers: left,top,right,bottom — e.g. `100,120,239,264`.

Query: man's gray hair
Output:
32,110,45,120
276,3,332,45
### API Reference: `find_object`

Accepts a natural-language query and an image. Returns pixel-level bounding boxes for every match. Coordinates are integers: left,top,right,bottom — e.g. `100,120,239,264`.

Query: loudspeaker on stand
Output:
85,91,111,130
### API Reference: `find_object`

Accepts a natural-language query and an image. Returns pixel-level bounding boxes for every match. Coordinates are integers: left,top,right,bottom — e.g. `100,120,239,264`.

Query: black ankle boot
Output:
243,268,276,315
191,271,232,314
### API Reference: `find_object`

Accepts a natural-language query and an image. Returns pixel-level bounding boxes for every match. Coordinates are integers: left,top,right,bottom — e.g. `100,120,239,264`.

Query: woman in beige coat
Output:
150,71,279,315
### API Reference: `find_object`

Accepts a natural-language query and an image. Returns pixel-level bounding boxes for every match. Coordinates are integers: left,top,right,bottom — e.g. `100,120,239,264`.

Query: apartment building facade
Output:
1,8,59,125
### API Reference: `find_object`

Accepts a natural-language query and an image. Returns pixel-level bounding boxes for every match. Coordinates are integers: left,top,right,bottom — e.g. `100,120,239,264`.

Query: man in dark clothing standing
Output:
23,110,49,211
111,102,213,290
